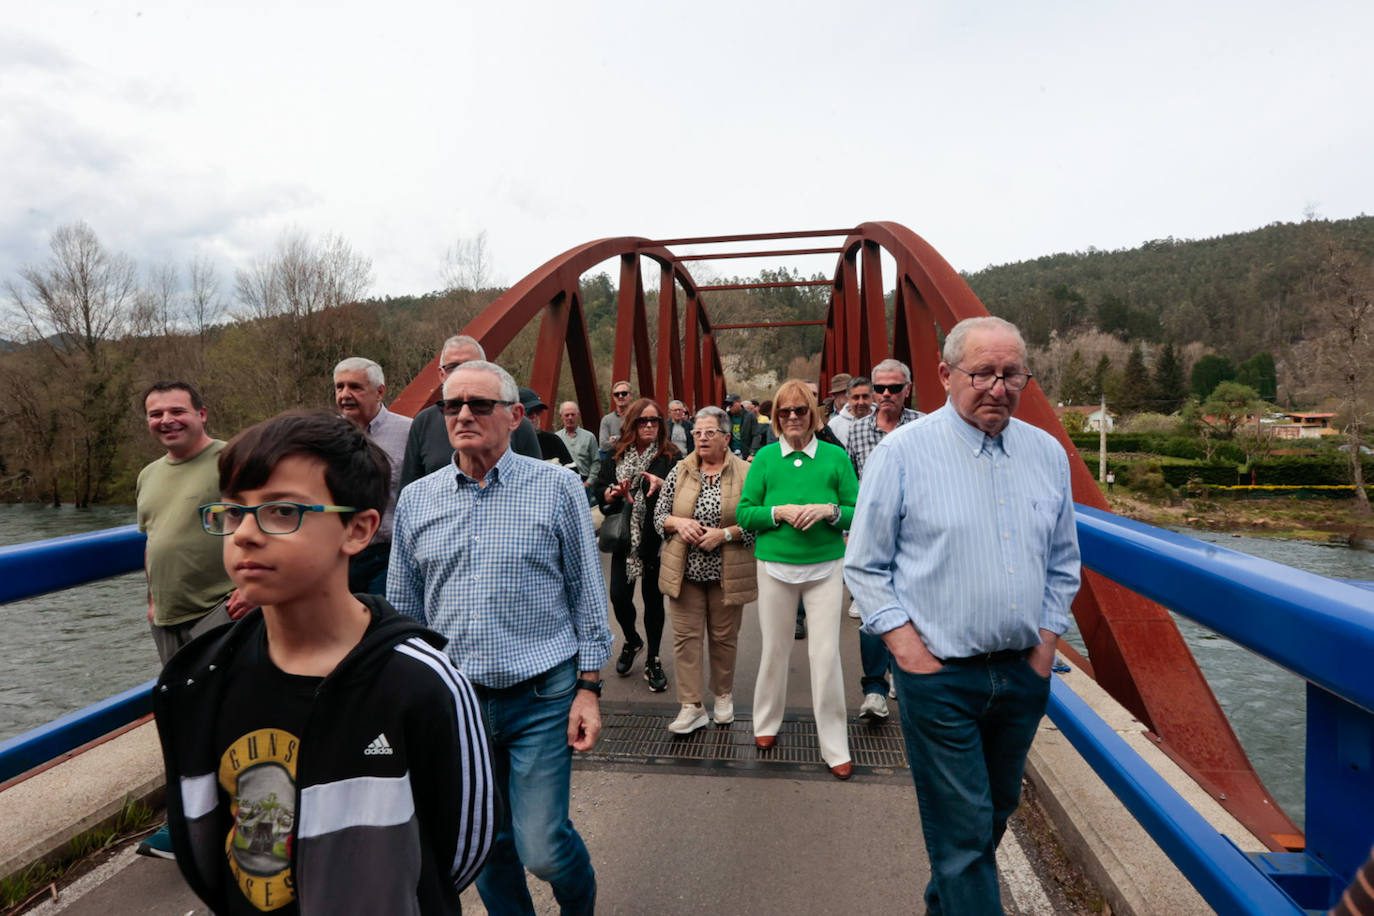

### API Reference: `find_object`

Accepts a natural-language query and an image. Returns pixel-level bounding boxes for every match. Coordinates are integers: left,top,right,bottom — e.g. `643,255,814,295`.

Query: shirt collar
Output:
940,401,1011,457
778,435,819,459
366,404,391,435
452,445,517,488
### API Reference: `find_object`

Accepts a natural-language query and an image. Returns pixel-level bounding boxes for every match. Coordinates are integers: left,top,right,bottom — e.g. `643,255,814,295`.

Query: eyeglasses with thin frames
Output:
691,428,724,439
951,366,1033,392
438,397,514,417
199,502,357,536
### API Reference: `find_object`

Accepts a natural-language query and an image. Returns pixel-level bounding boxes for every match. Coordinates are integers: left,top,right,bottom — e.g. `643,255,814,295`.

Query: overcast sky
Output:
3,0,1371,304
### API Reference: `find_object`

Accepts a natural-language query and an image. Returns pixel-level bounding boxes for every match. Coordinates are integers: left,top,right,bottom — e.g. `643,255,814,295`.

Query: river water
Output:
1,505,1371,827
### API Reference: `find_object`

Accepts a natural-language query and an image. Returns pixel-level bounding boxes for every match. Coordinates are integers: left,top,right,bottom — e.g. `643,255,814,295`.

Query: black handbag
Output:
598,507,631,553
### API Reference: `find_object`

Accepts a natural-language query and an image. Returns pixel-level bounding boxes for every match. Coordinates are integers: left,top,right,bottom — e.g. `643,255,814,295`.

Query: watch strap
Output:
575,678,604,696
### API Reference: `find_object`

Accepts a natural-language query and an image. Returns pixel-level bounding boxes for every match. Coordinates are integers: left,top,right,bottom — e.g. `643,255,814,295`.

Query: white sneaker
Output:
859,693,889,721
713,693,735,725
668,704,709,734
888,672,897,699
847,605,861,619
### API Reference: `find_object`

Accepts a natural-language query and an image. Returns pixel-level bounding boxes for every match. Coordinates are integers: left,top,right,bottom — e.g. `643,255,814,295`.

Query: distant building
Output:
1271,412,1338,440
1055,404,1116,433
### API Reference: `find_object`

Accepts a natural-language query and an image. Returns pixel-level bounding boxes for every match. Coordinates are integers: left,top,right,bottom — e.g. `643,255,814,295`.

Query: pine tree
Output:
1119,344,1150,414
1059,349,1092,404
1152,341,1188,414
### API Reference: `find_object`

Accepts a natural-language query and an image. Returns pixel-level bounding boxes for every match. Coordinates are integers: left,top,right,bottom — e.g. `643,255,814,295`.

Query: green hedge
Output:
1162,464,1241,486
1067,433,1244,462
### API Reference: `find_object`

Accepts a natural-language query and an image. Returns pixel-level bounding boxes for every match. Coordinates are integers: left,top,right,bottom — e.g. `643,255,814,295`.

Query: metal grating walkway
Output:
580,710,911,783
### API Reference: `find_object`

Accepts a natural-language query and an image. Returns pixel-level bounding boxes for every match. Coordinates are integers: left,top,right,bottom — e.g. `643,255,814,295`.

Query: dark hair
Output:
848,376,872,392
143,381,204,411
612,397,681,462
218,410,389,520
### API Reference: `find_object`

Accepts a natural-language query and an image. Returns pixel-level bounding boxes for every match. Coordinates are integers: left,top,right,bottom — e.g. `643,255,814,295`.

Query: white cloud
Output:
1,0,1371,304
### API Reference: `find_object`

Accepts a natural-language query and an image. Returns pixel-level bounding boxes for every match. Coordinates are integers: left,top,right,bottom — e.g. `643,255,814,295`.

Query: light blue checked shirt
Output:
387,448,613,688
844,402,1081,660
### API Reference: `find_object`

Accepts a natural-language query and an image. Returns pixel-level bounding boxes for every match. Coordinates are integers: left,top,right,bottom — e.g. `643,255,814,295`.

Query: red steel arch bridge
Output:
390,221,1301,850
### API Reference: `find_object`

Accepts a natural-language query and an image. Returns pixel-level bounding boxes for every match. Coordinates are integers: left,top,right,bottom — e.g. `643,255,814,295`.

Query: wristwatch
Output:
723,526,734,542
575,678,604,696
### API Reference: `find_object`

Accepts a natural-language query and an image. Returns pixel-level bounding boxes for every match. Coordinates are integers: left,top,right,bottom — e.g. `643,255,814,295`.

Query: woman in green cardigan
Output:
737,379,859,779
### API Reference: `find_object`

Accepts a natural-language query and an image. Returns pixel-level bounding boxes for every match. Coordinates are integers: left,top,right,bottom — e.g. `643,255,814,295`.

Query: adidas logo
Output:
363,733,393,756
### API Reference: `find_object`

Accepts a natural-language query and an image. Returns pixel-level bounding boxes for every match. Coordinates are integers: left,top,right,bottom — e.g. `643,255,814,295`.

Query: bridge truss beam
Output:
390,222,1299,848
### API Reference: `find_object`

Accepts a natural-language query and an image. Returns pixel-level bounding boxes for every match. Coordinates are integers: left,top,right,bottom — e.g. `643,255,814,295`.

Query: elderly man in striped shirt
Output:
845,316,1081,916
388,360,612,916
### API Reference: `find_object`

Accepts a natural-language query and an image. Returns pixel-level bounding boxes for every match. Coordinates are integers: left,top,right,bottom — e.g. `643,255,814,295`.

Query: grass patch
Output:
1,795,159,912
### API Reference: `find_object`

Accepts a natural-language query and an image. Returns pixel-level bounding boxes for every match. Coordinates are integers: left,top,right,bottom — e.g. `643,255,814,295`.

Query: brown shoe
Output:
830,762,853,780
755,735,776,749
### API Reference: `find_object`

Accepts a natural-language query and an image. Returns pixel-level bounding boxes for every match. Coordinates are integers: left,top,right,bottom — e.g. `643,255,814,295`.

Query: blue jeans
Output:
859,630,891,696
474,657,596,916
892,651,1050,916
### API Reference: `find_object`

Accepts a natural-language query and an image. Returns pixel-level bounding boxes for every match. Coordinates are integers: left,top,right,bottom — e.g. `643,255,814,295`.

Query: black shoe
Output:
644,657,668,692
616,641,643,677
794,617,807,640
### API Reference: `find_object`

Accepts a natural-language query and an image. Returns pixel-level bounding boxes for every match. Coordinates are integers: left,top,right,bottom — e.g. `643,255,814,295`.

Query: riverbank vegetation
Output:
1,217,1370,508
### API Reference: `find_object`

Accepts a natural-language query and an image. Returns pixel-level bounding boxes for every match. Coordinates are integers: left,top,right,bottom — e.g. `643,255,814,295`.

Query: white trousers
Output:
752,561,851,767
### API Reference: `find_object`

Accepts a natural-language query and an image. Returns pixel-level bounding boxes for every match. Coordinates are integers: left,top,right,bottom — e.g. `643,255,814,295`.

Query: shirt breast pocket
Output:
1024,497,1059,560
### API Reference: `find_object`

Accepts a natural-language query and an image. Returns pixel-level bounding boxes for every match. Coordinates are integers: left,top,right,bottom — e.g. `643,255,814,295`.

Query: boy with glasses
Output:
154,410,494,914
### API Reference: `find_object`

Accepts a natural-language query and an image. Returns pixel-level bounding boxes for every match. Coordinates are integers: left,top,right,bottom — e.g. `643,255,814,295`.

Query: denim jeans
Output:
859,630,892,696
892,651,1050,916
474,657,596,916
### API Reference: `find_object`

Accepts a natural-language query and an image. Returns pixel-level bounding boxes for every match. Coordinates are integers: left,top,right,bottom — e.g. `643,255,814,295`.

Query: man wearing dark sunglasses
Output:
599,381,634,452
845,359,923,722
399,334,542,489
389,360,613,915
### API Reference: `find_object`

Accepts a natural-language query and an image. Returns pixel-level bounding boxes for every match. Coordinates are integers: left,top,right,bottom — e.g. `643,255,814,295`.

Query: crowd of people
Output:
136,319,1082,914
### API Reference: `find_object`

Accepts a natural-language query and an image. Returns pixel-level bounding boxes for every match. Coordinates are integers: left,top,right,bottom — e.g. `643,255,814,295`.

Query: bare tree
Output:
1311,243,1373,513
5,221,140,505
133,260,180,339
7,221,138,362
186,254,224,339
233,229,374,406
441,231,492,294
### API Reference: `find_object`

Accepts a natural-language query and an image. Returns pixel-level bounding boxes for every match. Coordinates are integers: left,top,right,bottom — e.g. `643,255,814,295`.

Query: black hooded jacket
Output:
154,594,494,915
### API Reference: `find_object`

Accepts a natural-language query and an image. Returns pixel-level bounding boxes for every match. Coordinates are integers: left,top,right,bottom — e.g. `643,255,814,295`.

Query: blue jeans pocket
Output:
532,660,578,699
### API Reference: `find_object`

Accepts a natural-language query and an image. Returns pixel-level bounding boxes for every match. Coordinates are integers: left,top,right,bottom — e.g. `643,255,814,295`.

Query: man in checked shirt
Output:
388,360,613,916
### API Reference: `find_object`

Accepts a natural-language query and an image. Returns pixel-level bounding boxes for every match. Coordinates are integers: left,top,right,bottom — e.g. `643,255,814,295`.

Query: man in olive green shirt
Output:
137,382,246,665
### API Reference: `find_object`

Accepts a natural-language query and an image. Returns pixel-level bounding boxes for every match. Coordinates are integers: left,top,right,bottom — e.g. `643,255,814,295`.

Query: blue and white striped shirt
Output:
387,448,613,688
844,403,1081,660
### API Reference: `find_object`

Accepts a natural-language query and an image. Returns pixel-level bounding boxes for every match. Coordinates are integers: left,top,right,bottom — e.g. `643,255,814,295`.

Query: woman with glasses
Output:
653,406,757,734
737,379,859,779
596,398,681,691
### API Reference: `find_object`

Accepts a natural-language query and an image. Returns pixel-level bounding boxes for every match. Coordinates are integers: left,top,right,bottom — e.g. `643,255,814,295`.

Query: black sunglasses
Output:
612,390,632,398
634,416,661,426
439,397,514,417
872,383,908,395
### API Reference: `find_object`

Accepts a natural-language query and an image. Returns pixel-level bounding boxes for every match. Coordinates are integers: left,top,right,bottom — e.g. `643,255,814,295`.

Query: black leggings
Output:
610,552,664,657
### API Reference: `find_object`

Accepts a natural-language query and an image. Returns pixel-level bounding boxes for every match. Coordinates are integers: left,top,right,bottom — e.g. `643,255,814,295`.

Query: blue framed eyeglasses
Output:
199,502,357,536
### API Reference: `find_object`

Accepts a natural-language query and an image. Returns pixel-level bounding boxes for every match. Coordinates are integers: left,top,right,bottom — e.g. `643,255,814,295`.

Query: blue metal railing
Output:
0,524,145,605
1,514,1371,911
1067,505,1374,912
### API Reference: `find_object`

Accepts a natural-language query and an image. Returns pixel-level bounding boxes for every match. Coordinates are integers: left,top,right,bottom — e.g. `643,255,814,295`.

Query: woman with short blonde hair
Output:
737,379,859,779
